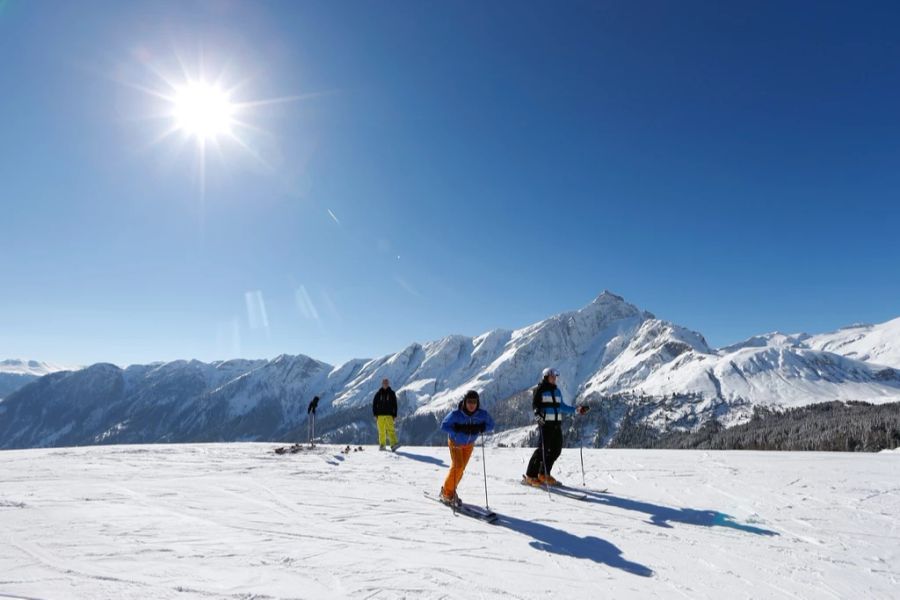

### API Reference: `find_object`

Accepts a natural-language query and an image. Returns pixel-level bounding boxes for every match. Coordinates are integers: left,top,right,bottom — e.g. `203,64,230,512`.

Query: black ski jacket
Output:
372,387,398,417
532,379,575,424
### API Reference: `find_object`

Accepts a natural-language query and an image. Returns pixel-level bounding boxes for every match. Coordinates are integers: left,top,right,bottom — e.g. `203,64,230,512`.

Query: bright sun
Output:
171,82,235,141
124,51,311,187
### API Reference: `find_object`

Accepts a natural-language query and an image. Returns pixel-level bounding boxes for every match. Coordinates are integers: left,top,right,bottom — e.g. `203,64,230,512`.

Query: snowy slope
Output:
583,337,900,408
805,317,900,369
0,443,896,599
576,321,900,435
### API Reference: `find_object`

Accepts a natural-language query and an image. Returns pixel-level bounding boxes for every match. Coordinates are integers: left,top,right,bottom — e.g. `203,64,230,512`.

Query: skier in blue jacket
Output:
438,390,495,506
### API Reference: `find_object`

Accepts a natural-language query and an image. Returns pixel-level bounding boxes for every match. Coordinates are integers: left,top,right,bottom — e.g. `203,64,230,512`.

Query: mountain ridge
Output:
2,292,898,449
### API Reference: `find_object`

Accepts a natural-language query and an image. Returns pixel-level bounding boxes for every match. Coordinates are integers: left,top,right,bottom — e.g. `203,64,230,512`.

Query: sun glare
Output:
171,82,235,140
122,49,317,193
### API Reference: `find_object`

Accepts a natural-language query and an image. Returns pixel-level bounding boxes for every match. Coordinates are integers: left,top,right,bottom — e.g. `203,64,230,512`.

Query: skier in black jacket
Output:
523,367,589,487
306,396,320,446
372,378,400,451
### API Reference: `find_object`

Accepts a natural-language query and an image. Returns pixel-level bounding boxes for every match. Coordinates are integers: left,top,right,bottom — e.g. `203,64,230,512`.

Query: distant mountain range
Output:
2,292,898,450
0,359,73,400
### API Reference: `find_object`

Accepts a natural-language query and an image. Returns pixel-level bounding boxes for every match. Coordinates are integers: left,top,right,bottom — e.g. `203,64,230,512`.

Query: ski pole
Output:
539,423,551,499
481,433,490,510
580,442,585,487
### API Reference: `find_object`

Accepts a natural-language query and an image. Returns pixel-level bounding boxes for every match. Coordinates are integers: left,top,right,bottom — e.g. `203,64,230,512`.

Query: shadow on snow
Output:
495,514,654,577
393,450,447,467
579,489,779,536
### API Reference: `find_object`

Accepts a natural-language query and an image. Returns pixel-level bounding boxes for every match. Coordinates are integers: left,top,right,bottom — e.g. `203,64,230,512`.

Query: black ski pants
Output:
526,422,563,478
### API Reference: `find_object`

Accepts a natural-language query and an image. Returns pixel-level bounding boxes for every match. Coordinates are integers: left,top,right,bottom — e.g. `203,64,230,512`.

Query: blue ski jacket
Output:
441,401,495,446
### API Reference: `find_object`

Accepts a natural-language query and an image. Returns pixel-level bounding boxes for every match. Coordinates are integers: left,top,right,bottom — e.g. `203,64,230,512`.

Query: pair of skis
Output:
423,491,498,523
425,480,610,523
520,477,608,501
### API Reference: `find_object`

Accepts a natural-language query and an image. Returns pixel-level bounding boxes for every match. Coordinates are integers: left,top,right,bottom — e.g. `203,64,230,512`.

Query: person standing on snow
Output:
372,378,400,451
306,395,320,447
523,367,589,487
438,390,495,506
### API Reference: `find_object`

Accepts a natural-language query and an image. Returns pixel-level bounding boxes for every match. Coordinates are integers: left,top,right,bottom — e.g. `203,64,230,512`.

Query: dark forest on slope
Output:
612,401,900,452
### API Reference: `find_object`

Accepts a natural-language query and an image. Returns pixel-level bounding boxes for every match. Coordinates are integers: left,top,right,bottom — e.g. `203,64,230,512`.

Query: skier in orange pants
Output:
438,390,495,506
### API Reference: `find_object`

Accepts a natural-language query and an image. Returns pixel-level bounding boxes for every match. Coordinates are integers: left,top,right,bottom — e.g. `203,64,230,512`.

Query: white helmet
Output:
542,367,560,378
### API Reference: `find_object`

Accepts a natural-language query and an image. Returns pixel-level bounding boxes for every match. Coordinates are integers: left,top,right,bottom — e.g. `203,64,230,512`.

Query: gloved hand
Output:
576,405,590,415
454,423,487,434
534,414,545,426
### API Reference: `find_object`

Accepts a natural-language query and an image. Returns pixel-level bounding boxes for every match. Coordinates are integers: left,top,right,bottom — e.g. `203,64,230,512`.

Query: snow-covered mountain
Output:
0,359,72,376
576,320,900,435
804,317,900,369
1,293,898,450
0,359,74,400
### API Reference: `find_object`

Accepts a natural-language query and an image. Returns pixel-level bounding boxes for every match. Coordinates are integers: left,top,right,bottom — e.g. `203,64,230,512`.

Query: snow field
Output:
0,443,897,599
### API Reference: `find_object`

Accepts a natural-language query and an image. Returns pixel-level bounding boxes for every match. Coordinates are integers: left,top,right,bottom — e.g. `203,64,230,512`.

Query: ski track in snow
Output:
0,444,897,599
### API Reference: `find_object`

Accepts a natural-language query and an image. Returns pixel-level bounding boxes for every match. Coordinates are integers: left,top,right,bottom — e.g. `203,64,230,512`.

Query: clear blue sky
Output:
2,0,898,367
